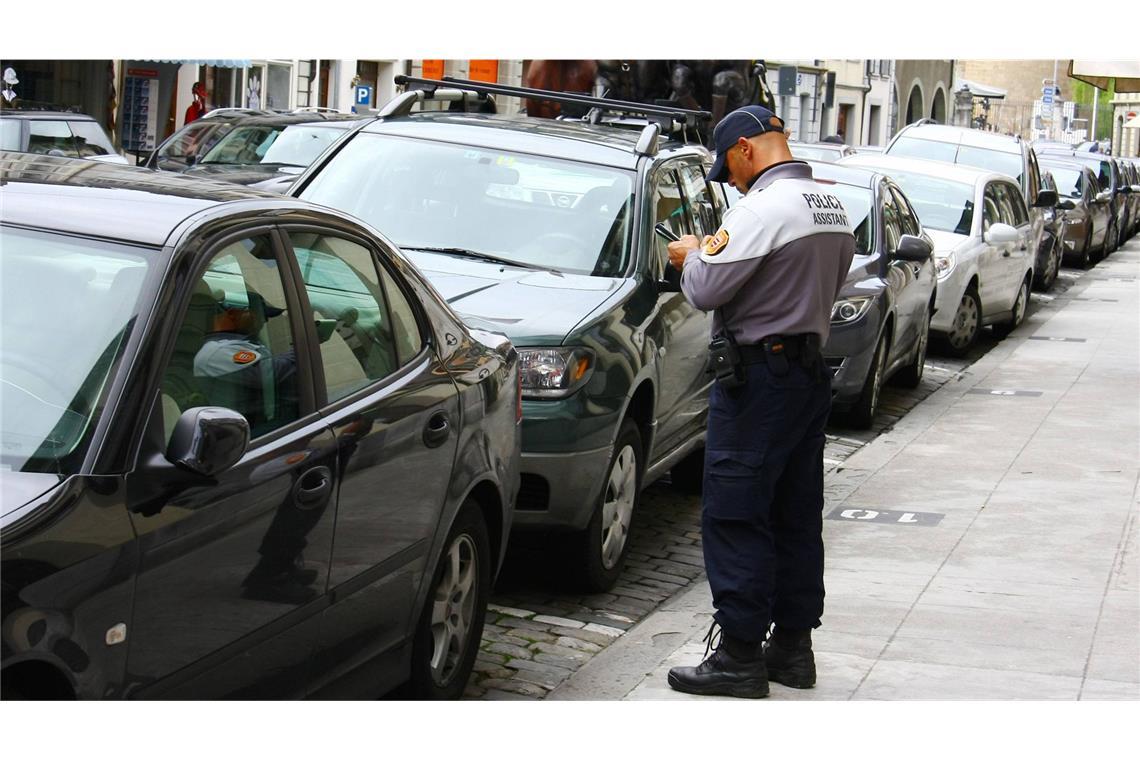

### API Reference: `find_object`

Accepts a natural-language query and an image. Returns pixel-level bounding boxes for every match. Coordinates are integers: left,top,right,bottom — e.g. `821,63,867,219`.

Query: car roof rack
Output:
390,75,711,156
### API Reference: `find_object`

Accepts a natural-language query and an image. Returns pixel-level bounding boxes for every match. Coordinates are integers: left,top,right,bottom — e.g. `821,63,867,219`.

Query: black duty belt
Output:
739,334,821,365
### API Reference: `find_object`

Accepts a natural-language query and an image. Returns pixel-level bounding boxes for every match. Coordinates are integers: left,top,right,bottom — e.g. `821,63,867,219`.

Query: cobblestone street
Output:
463,269,1084,699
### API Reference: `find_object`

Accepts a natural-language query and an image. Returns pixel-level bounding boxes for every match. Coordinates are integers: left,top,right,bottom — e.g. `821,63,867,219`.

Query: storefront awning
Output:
1068,60,1140,93
955,78,1007,99
144,60,252,69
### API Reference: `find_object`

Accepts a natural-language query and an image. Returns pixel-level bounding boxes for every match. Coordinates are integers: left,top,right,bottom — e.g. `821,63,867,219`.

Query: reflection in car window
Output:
260,125,344,168
651,168,689,279
0,227,151,474
994,183,1027,226
955,146,1023,186
290,231,401,402
982,184,1000,232
69,121,115,158
890,187,922,237
881,189,903,253
300,133,635,277
678,163,719,239
164,235,299,441
876,169,974,235
200,125,285,165
28,120,77,157
159,121,226,164
825,182,873,255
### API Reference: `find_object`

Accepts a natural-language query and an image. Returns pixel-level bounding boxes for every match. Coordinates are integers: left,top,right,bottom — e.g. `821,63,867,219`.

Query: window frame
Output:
276,223,433,413
645,161,695,281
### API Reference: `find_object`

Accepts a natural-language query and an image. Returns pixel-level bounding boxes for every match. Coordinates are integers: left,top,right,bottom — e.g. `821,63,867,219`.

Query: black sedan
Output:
808,161,937,428
0,153,520,700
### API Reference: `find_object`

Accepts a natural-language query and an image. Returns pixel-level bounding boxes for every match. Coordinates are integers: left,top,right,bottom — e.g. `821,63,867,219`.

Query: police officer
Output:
665,105,856,698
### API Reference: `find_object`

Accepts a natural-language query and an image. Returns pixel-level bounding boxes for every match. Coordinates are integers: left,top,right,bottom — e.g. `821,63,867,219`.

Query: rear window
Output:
1046,167,1084,198
886,136,958,163
889,135,1023,187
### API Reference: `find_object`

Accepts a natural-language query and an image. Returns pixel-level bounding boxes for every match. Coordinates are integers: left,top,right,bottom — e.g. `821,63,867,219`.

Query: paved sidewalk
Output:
551,239,1140,701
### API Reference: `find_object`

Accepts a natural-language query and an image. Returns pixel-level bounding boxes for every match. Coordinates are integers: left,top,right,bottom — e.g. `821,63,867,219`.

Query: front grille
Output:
516,473,550,512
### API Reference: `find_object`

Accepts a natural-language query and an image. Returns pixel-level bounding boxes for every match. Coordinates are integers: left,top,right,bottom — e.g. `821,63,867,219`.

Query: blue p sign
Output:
354,85,373,107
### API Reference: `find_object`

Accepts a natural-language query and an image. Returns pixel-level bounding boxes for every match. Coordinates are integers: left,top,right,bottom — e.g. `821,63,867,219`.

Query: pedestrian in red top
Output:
184,82,207,124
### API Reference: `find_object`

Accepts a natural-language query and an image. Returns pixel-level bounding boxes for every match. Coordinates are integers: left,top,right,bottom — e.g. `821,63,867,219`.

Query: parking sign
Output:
354,85,373,107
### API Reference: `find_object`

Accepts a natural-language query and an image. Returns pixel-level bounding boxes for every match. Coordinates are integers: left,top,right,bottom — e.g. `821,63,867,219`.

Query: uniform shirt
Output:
194,334,269,379
681,161,856,345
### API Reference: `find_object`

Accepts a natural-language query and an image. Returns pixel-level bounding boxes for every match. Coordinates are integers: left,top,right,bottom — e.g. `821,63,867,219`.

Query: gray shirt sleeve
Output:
680,249,764,311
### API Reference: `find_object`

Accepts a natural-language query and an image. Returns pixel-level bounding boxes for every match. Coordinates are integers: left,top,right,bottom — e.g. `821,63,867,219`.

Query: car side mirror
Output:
891,234,933,262
1056,199,1076,211
984,223,1020,245
1095,190,1112,203
1119,185,1133,194
167,406,249,477
1034,188,1058,208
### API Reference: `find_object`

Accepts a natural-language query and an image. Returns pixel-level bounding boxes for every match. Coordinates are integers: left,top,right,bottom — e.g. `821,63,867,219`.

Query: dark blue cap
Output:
708,105,786,184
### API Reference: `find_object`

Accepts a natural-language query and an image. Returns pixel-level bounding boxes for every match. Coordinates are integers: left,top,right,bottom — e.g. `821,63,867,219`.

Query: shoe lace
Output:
701,620,724,661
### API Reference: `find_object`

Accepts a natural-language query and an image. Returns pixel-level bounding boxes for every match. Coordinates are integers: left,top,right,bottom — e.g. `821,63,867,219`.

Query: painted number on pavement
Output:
826,508,944,526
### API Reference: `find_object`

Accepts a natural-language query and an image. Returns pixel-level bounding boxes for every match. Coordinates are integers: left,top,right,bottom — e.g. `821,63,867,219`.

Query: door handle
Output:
294,466,333,507
423,411,451,448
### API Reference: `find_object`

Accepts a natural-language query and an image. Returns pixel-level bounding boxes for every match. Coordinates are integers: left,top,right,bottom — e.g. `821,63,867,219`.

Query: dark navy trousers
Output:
702,356,832,643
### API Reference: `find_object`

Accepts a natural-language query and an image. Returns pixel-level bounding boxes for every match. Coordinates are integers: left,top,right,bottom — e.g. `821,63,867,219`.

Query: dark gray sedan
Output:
808,162,937,428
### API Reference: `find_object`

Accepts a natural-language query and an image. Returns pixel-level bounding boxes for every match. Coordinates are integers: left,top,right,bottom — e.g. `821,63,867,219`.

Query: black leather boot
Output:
667,623,769,699
763,626,815,689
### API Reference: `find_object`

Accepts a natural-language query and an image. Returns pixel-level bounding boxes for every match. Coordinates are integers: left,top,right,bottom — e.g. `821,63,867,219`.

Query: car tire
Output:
894,308,930,389
405,500,491,700
1105,221,1118,256
1033,233,1060,292
938,286,981,358
847,329,889,429
992,275,1030,340
669,445,705,494
1075,229,1092,269
569,418,643,593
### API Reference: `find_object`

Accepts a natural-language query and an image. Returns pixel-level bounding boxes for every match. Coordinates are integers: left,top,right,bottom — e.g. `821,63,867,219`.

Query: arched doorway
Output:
931,88,947,123
906,84,923,125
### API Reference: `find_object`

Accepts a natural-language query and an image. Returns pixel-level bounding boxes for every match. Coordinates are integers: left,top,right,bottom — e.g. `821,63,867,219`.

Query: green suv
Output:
293,78,724,590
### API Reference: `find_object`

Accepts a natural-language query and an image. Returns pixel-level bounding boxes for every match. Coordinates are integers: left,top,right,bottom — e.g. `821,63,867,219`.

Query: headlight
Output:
830,296,874,325
933,251,956,280
517,347,595,399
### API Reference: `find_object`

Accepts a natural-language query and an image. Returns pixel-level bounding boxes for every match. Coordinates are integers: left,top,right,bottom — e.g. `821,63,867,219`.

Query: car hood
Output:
926,229,970,254
184,164,302,187
404,250,620,345
0,470,62,517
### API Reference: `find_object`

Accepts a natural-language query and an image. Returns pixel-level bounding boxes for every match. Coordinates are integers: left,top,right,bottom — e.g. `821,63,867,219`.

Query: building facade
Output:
893,60,955,134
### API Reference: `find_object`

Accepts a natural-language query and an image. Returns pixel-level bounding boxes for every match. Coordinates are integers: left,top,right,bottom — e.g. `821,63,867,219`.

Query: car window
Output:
1027,149,1042,197
299,133,635,278
288,230,402,402
982,183,1001,233
377,261,424,367
27,120,78,157
162,234,299,442
1,226,151,475
678,162,719,238
0,119,22,150
995,183,1028,226
651,167,690,279
69,120,115,158
201,125,285,165
158,121,226,165
261,125,345,168
955,146,1024,187
877,168,974,235
825,181,873,255
881,187,903,253
886,135,958,163
889,186,922,237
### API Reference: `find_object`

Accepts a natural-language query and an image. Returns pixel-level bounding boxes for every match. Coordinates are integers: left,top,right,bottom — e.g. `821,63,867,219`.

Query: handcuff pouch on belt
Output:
707,308,746,389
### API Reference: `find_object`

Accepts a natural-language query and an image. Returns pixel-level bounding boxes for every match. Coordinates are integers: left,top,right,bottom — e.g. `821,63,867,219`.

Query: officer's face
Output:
724,141,752,192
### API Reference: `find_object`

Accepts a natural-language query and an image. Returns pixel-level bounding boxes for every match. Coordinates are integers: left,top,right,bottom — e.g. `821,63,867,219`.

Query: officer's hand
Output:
667,234,702,270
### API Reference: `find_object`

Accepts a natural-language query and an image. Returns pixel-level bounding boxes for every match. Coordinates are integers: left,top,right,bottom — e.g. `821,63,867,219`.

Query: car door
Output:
279,227,462,698
994,181,1033,307
644,161,707,457
127,229,339,699
978,182,1012,317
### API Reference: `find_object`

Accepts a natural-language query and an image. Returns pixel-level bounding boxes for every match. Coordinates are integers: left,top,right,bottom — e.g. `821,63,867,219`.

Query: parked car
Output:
293,78,723,591
0,152,519,700
1038,158,1114,267
884,122,1059,292
142,108,269,173
841,154,1035,356
788,141,856,162
806,161,937,428
856,145,886,155
1036,147,1130,253
183,115,367,192
1119,158,1140,238
1038,170,1066,275
0,109,127,164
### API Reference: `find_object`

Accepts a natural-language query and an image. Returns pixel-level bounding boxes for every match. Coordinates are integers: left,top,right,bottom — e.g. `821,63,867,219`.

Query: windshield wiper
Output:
401,246,549,272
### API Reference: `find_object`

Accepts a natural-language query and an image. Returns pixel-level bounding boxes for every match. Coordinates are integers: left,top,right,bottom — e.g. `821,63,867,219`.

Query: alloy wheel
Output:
948,292,979,350
600,444,638,570
1012,279,1028,326
428,533,478,686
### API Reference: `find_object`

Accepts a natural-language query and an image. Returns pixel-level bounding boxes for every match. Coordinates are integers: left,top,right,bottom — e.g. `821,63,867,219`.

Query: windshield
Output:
790,145,841,162
877,169,975,235
827,182,873,255
1,228,151,475
260,125,345,167
955,146,1023,185
888,136,959,163
1047,167,1084,198
300,133,635,277
200,124,290,165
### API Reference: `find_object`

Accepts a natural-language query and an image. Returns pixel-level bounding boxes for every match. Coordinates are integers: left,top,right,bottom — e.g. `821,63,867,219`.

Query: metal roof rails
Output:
390,75,711,156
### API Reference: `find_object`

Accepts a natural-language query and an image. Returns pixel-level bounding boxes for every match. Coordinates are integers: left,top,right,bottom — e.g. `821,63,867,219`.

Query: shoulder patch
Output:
232,350,258,365
704,229,730,256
